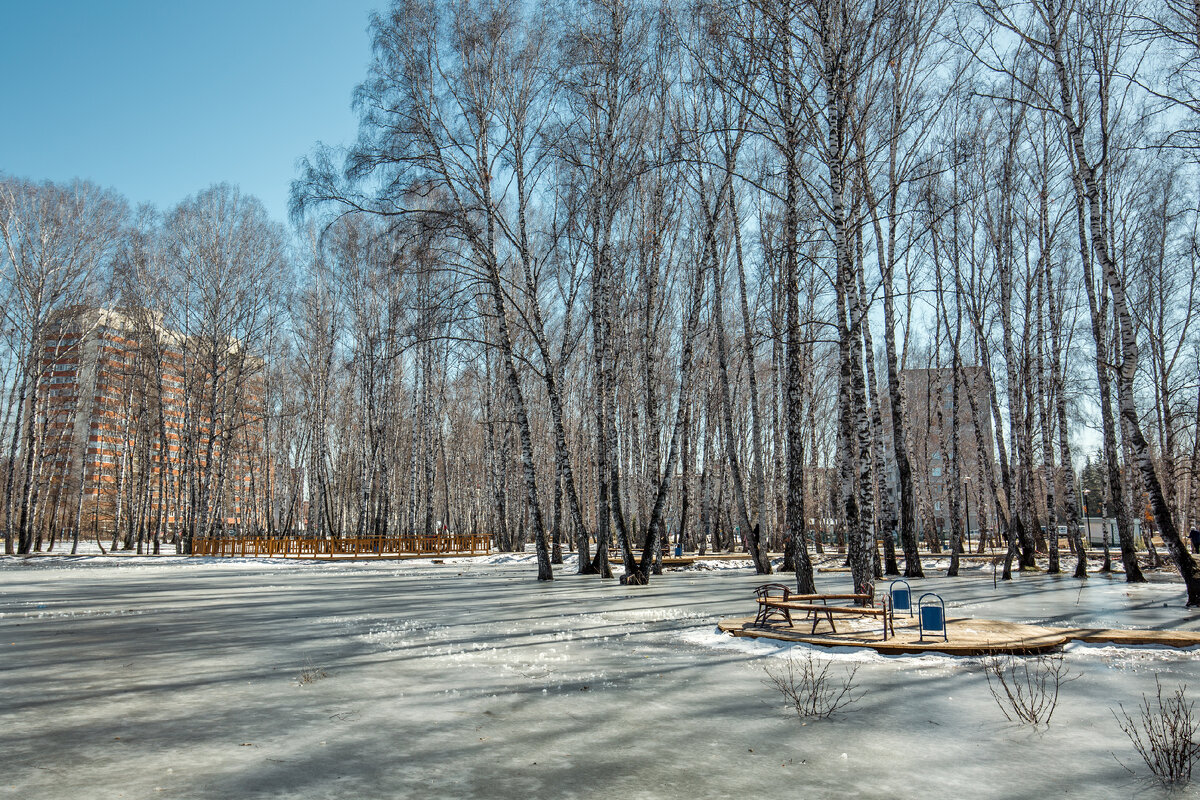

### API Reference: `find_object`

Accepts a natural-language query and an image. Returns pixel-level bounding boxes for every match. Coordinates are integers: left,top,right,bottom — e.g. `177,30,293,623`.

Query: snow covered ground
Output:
1,555,1198,799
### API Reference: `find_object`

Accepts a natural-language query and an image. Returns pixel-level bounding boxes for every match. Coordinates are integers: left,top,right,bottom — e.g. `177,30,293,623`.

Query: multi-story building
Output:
896,366,994,543
39,306,264,541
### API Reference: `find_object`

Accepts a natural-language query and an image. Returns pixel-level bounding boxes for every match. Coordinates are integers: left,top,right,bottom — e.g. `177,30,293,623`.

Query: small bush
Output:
298,660,328,686
983,652,1075,727
762,651,863,719
1114,678,1200,788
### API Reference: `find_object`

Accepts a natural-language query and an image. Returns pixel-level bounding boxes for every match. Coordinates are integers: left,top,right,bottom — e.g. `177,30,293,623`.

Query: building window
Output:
932,467,942,477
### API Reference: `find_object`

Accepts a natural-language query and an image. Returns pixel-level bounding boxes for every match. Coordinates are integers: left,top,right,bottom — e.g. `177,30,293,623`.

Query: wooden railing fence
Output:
189,534,491,558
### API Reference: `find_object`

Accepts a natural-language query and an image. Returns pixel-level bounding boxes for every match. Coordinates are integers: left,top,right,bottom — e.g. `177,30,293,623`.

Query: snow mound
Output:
1063,640,1200,665
684,559,753,571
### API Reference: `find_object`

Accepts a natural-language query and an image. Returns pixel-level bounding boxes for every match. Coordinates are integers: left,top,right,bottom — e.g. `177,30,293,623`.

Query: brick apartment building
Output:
39,306,264,540
897,366,994,542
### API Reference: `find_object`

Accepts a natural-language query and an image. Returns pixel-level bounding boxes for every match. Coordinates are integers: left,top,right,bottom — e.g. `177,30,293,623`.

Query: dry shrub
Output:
298,658,328,686
762,651,863,719
983,652,1075,727
1114,678,1200,788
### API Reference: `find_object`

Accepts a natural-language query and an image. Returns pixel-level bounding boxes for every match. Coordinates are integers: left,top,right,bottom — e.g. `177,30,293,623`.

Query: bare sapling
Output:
983,652,1076,727
298,656,329,687
763,651,864,719
1113,678,1200,788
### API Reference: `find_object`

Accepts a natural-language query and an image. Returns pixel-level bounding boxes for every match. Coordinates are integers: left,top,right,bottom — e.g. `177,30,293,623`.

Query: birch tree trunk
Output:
708,176,771,575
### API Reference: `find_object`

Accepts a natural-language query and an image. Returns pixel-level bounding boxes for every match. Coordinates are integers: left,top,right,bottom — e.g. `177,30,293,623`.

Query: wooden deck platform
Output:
716,614,1200,656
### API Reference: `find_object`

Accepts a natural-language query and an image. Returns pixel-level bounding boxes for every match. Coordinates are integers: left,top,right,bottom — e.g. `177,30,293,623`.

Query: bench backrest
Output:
890,579,912,612
755,583,791,602
918,593,946,632
857,582,876,605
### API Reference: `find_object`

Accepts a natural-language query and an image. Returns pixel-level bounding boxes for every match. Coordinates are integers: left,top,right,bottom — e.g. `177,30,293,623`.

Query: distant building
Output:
892,366,994,542
39,307,263,540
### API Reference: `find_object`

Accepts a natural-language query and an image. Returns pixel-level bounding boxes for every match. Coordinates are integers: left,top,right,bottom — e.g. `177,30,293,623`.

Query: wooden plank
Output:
1062,628,1200,648
758,601,885,615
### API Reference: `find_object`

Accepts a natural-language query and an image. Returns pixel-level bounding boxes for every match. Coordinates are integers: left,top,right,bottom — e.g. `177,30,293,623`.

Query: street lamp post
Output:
963,475,972,553
1082,489,1090,548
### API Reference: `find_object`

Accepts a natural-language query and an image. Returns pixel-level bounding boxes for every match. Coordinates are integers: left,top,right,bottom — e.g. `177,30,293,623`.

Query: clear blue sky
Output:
0,0,383,224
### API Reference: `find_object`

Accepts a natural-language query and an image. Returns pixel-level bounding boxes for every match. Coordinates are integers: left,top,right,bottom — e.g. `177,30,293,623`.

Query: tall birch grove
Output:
3,0,1200,604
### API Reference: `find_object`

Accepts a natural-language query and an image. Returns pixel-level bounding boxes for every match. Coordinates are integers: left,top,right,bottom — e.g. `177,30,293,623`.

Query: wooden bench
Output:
754,585,892,640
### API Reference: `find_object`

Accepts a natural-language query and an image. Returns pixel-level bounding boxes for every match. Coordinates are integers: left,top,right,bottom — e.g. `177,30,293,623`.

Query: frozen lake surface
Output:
2,554,1198,799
